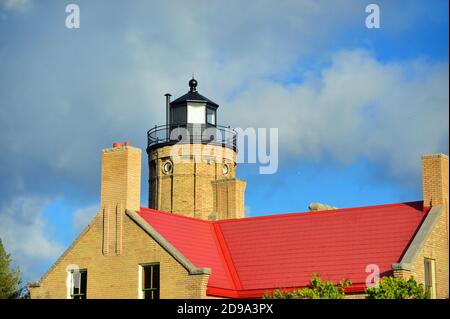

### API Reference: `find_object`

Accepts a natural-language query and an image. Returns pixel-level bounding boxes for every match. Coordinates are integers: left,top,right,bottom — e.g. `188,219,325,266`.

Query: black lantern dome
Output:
170,78,219,109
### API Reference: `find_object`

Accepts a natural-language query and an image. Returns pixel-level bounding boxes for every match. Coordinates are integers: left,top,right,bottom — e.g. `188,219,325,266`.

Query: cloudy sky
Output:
0,0,448,281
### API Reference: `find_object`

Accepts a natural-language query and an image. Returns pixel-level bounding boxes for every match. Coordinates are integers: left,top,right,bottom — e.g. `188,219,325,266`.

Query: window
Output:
206,108,216,125
222,163,229,175
140,264,160,299
149,160,157,208
69,269,87,299
187,103,206,124
171,105,186,126
162,161,173,174
424,258,436,298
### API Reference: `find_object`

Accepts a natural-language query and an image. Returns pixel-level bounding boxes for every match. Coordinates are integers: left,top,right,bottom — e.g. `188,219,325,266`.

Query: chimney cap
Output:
308,202,337,211
123,140,131,146
421,153,449,159
112,142,122,148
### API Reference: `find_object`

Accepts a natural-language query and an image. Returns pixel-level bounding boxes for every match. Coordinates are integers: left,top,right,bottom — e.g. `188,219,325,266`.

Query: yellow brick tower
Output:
147,79,246,220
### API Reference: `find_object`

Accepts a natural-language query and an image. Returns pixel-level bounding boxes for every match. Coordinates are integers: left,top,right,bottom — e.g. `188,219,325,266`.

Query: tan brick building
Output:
29,80,448,299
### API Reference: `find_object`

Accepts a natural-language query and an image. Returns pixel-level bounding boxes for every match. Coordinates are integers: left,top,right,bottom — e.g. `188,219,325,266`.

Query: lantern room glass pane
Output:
171,105,186,126
187,103,205,124
207,108,216,125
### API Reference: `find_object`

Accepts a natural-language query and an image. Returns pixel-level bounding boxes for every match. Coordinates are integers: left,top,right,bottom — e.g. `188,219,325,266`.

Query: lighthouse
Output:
146,78,246,220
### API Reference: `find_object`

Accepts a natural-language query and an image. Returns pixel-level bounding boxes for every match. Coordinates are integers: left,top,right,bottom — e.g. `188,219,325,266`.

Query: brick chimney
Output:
422,153,449,207
100,142,141,255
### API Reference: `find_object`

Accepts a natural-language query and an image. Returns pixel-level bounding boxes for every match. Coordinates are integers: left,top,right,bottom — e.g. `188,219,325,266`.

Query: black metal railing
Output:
147,124,237,151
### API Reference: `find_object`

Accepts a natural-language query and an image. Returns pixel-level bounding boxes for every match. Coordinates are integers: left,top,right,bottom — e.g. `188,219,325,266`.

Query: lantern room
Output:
147,78,236,153
168,78,218,128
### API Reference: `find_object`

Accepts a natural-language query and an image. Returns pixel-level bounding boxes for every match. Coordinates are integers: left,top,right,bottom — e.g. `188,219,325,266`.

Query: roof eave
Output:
171,100,219,108
391,205,444,271
126,209,211,276
206,283,368,298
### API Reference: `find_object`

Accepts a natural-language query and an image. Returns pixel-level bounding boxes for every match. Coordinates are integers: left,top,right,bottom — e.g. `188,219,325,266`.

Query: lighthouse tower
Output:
146,79,246,220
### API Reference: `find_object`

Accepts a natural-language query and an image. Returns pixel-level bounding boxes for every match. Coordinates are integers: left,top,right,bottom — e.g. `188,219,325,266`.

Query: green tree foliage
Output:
0,238,23,299
365,276,428,299
263,274,351,299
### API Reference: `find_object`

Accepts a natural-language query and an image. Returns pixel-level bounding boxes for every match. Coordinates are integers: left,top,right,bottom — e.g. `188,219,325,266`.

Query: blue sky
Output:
0,0,448,281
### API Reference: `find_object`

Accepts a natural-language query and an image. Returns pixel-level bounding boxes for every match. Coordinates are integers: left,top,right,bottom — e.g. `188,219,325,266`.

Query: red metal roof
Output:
137,201,428,298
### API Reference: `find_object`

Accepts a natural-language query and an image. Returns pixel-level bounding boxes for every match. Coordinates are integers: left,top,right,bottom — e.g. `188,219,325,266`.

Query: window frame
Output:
170,105,187,126
162,161,173,175
139,263,160,300
424,258,436,299
187,102,206,125
68,269,87,299
206,107,216,126
222,163,229,175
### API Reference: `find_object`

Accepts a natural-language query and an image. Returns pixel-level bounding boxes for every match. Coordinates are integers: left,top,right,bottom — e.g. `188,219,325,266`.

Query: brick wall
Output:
29,212,209,298
148,144,244,220
393,154,449,298
422,154,449,207
409,214,448,298
101,145,141,213
212,178,246,220
30,143,209,299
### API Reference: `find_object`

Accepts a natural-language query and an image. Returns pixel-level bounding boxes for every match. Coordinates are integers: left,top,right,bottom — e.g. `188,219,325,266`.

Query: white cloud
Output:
0,0,31,12
224,50,449,182
73,204,99,231
0,0,443,202
0,196,64,280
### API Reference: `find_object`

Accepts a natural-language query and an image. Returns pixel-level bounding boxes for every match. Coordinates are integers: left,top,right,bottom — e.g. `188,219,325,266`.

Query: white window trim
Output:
138,265,144,299
431,260,436,299
66,268,87,299
425,258,437,299
66,271,73,299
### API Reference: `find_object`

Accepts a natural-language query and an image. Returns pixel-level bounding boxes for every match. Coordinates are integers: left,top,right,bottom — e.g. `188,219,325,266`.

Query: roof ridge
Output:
211,222,243,291
140,200,423,225
139,207,212,224
216,200,424,224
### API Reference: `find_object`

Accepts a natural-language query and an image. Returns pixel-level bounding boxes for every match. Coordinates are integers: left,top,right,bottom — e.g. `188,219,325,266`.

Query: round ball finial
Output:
189,78,198,92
